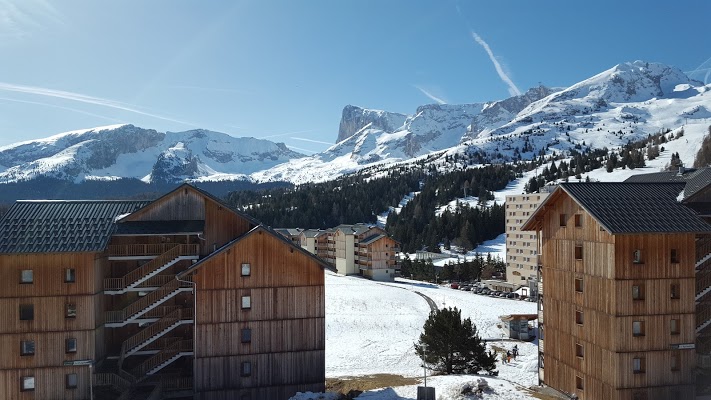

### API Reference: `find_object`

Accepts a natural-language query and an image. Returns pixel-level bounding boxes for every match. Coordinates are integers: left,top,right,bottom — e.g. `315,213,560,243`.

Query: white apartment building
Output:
505,191,549,287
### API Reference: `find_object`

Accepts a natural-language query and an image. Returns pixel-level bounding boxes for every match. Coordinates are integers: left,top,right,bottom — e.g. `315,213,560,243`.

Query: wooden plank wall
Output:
124,187,206,221
0,253,101,297
192,228,325,397
0,366,90,400
613,234,696,280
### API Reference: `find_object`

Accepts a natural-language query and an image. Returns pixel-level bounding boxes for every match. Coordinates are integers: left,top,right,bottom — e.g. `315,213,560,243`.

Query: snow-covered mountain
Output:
0,125,304,184
255,61,711,184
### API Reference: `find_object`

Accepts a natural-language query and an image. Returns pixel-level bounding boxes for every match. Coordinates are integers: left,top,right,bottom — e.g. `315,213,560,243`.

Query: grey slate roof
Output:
560,182,711,234
0,200,149,254
360,233,386,245
624,168,711,201
114,220,205,236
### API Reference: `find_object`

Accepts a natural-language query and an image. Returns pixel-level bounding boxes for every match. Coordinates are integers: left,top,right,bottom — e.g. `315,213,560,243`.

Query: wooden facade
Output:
0,184,328,399
525,188,699,400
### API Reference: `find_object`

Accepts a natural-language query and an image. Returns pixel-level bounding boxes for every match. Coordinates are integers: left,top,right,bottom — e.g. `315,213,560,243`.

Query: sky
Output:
0,0,709,153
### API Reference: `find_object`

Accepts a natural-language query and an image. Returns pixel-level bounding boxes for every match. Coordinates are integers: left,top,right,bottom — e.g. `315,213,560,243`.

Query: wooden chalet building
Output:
0,184,330,400
522,182,711,400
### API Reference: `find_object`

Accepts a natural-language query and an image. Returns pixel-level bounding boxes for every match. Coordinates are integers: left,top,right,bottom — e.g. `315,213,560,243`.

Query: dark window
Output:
574,245,583,260
65,303,76,319
559,214,567,227
241,361,252,377
65,268,76,283
20,376,35,391
670,249,679,263
66,373,78,389
241,263,251,277
19,304,34,321
633,321,645,337
633,250,642,264
575,375,583,390
20,269,33,284
670,283,680,299
241,328,252,343
575,278,583,293
575,310,584,325
575,343,584,358
574,214,582,227
670,319,680,335
633,357,645,373
671,353,680,371
632,284,644,300
66,338,77,353
20,340,35,356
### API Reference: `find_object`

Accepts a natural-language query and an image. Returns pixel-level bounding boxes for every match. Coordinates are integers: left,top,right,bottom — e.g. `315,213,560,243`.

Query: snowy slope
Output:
0,125,304,184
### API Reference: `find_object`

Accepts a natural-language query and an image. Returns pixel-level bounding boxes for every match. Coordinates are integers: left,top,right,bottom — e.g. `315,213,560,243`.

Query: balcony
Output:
538,309,544,324
108,243,182,259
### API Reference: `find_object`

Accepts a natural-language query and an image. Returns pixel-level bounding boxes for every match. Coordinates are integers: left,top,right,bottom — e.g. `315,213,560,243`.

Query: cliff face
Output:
337,105,407,143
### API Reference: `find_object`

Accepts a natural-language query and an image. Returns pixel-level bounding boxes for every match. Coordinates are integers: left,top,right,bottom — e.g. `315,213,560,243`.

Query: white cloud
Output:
470,31,521,96
0,82,196,126
413,85,447,104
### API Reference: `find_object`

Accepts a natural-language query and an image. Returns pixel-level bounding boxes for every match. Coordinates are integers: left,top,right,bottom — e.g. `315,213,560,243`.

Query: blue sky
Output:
0,0,709,152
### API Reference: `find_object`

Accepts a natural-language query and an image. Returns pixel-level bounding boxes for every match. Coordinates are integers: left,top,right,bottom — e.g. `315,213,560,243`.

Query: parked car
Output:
450,282,459,289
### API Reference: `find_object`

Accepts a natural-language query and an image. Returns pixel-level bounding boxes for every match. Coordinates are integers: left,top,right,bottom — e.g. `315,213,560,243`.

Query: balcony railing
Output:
698,236,711,262
108,243,181,258
120,308,194,364
106,280,193,324
132,340,193,377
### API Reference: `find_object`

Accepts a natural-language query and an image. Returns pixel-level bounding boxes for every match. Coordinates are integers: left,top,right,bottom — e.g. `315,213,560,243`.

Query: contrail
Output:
0,82,197,126
285,145,317,154
291,137,333,145
413,85,447,104
470,31,521,96
0,97,122,122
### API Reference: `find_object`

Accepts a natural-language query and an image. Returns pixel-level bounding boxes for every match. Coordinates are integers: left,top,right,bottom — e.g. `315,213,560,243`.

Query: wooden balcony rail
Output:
141,305,181,320
105,244,199,291
142,337,182,352
132,339,193,377
136,275,178,289
108,243,181,257
697,236,711,262
160,376,193,391
106,280,193,324
94,372,133,392
120,308,194,366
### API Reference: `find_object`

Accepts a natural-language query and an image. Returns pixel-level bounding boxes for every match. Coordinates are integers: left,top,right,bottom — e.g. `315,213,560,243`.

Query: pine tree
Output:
414,307,496,375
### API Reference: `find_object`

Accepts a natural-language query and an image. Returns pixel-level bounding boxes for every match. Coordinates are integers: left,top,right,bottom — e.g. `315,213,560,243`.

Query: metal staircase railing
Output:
105,280,193,324
132,339,194,378
104,244,199,292
118,308,193,369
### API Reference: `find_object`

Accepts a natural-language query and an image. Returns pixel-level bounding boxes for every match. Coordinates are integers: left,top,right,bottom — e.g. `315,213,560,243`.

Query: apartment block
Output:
505,191,549,287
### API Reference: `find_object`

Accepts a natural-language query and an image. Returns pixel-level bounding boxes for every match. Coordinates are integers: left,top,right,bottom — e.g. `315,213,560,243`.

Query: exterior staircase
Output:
105,279,193,327
118,308,193,369
697,236,711,336
105,244,199,294
131,339,194,378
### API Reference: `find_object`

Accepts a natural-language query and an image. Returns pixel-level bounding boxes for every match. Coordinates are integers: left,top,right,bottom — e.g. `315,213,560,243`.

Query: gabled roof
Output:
522,182,711,234
0,200,149,253
119,183,259,226
360,233,387,245
624,167,711,202
178,225,335,278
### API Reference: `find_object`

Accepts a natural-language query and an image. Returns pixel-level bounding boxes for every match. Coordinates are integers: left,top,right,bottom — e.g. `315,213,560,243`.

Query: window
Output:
574,245,583,260
241,328,252,343
66,338,77,353
66,373,78,389
241,361,252,377
241,295,251,309
20,376,34,391
632,284,644,300
575,310,584,325
670,319,680,335
670,283,680,299
575,343,584,358
633,321,645,337
633,357,645,373
65,268,76,283
19,304,34,321
65,303,76,319
633,250,642,264
670,249,679,264
575,375,583,390
559,214,567,227
671,353,680,371
574,214,582,227
575,278,583,293
20,340,35,356
241,263,251,276
20,269,33,284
